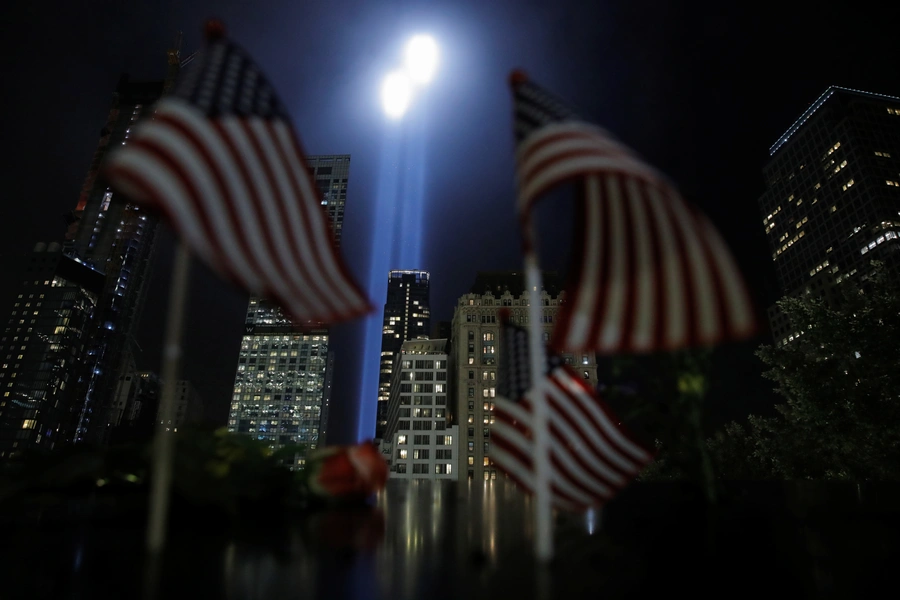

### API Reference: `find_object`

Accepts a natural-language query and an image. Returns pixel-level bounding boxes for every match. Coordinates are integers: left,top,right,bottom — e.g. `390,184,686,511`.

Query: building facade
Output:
451,272,598,482
162,380,204,430
383,339,456,480
62,43,187,444
759,87,900,344
0,243,105,458
227,155,350,466
376,270,430,439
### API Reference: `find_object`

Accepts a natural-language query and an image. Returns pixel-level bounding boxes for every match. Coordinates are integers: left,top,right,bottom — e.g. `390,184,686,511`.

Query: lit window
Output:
483,457,490,467
22,419,36,429
842,179,855,191
397,435,407,445
398,449,408,459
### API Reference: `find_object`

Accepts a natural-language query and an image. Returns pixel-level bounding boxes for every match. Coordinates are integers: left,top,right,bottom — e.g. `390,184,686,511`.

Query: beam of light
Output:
357,129,402,441
397,108,428,268
381,70,413,119
403,35,439,85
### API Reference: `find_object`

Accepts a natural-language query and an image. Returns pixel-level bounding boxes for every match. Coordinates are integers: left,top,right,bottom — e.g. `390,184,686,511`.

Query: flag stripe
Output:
273,122,369,318
105,36,370,327
491,315,653,511
104,156,216,265
216,119,328,318
521,394,627,485
494,400,605,509
510,75,756,355
626,177,656,351
550,368,652,463
567,177,606,348
241,120,335,316
143,107,269,294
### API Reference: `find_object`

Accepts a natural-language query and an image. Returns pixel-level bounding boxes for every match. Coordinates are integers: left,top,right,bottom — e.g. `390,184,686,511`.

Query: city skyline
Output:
1,2,897,443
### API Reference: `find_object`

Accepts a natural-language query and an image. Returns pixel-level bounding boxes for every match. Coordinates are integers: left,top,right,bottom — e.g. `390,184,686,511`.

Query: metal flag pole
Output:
523,238,553,562
146,240,192,553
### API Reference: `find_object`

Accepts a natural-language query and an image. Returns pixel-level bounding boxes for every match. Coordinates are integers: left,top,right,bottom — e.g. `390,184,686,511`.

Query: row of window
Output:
398,359,447,369
397,407,447,418
395,448,453,460
398,395,447,406
395,420,448,431
396,434,453,445
395,463,452,474
398,383,446,393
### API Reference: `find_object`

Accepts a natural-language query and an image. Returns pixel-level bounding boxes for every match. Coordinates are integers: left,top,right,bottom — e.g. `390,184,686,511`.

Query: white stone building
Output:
384,339,457,480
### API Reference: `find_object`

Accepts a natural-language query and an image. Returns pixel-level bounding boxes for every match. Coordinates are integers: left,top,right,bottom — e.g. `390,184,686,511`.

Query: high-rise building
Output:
0,243,105,458
227,155,350,466
450,272,599,482
382,338,457,480
759,86,900,344
63,43,187,444
376,270,430,439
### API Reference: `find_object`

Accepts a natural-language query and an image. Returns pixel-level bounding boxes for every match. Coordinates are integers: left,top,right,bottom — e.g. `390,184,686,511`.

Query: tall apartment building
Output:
0,243,105,458
451,272,598,481
376,270,430,439
759,87,900,345
382,339,457,480
227,155,350,465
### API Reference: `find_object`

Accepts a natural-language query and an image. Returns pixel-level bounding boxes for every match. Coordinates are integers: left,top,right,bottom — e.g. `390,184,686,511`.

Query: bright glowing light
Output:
404,35,439,84
381,71,412,118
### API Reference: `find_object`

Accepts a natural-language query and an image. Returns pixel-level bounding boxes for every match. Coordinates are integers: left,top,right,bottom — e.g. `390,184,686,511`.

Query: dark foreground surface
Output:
2,479,900,599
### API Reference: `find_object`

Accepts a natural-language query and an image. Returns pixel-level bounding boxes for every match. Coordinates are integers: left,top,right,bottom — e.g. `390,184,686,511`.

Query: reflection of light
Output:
404,35,439,84
381,71,412,118
585,508,598,535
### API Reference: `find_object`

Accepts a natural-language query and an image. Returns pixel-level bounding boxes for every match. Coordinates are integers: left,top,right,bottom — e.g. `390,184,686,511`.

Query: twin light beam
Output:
358,35,439,440
381,35,439,119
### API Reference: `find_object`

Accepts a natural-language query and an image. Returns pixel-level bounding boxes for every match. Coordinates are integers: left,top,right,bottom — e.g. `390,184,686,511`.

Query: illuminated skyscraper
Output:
65,76,165,444
450,272,598,481
227,155,350,466
0,244,105,458
376,270,430,439
759,87,900,344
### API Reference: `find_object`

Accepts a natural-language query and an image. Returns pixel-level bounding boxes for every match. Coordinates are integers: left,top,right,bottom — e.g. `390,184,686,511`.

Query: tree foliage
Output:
714,262,900,481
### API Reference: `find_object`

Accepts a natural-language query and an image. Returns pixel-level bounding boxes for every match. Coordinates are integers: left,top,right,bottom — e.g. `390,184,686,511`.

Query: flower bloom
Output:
307,441,388,499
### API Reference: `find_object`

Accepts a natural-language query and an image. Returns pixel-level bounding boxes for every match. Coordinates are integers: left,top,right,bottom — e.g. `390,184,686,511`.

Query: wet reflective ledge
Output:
3,480,900,599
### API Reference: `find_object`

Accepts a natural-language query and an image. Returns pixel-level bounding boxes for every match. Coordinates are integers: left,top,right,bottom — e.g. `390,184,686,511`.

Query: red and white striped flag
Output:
491,313,652,511
510,71,756,354
105,22,371,326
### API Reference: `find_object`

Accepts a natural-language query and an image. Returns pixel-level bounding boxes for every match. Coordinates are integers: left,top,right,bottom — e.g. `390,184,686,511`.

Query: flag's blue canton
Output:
513,80,579,144
498,318,565,403
174,40,289,120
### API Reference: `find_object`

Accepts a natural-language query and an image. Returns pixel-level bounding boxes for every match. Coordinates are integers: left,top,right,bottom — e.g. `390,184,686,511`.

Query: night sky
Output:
1,1,897,442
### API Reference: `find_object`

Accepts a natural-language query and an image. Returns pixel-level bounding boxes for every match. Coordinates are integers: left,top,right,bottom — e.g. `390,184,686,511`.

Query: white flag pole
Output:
524,245,553,561
146,240,191,553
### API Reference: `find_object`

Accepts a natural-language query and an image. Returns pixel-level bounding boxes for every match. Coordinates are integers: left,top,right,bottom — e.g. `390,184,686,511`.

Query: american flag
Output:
491,312,652,511
105,23,370,326
510,71,756,354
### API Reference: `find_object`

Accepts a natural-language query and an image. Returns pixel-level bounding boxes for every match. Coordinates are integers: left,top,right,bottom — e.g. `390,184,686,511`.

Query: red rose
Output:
307,441,388,499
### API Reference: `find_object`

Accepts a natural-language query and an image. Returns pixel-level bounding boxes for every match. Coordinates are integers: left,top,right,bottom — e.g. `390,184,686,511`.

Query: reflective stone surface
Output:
3,480,900,598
